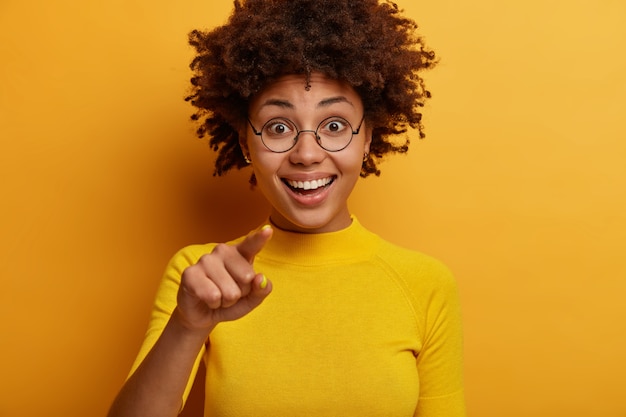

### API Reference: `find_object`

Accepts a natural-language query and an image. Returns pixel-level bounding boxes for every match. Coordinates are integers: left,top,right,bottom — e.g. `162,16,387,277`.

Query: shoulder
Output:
372,237,463,342
375,238,455,285
371,237,459,306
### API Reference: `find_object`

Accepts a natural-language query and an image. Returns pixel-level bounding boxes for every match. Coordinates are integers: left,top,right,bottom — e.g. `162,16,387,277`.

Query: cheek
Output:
334,154,364,177
250,154,282,181
345,145,368,166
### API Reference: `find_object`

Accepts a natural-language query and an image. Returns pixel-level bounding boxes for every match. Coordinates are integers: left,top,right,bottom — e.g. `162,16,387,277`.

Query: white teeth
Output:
287,177,332,190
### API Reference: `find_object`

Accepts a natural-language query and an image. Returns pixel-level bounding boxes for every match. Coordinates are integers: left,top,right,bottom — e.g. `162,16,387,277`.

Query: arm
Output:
414,265,466,417
107,226,274,417
107,309,214,417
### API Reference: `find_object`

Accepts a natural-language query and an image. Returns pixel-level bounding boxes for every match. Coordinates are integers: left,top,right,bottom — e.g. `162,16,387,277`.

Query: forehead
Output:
248,73,362,115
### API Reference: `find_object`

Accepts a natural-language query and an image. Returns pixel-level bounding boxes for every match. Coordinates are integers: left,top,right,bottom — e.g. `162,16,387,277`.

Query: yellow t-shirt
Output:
131,217,465,416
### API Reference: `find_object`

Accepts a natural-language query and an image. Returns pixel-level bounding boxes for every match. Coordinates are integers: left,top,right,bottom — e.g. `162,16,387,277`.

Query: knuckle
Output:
211,243,230,256
221,287,242,303
240,270,256,283
202,287,222,308
181,265,201,285
197,253,217,267
180,273,205,296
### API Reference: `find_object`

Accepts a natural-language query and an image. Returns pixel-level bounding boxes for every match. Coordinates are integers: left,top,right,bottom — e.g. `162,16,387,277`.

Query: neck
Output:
257,216,380,266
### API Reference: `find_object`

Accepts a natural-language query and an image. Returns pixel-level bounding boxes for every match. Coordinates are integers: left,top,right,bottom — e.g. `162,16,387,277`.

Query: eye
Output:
320,117,349,136
263,119,295,138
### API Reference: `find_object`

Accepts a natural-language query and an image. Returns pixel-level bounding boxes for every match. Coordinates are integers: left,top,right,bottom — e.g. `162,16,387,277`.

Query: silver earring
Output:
363,152,369,162
243,154,251,164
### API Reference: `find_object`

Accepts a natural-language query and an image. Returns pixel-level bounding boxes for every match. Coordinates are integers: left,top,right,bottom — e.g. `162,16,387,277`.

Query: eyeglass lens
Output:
259,116,355,152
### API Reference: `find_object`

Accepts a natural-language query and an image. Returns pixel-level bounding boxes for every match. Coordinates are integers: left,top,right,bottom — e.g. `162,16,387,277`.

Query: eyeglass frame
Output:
246,115,365,153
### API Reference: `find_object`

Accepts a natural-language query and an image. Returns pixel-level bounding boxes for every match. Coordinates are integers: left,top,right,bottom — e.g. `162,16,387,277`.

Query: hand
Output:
175,225,273,331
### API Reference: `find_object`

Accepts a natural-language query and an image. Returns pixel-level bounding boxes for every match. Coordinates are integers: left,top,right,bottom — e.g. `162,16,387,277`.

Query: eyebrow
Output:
258,96,355,110
317,96,355,108
259,99,294,109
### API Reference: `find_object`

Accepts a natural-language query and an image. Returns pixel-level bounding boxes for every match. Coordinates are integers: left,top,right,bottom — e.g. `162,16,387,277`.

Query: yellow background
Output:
1,0,625,416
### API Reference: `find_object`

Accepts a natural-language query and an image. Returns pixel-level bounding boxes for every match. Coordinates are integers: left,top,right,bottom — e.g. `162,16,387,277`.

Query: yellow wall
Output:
1,0,625,416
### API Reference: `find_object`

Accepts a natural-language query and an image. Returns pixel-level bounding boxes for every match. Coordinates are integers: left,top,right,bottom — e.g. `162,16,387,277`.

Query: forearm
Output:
107,309,213,417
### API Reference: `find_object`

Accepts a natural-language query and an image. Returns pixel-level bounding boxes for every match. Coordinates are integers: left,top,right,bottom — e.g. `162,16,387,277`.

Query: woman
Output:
108,0,465,416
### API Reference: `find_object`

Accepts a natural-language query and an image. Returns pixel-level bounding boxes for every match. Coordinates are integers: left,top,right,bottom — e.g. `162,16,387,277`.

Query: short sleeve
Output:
127,244,212,406
413,262,466,416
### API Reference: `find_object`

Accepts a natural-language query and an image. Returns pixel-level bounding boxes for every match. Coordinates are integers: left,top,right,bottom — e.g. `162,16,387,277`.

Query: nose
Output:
289,130,326,165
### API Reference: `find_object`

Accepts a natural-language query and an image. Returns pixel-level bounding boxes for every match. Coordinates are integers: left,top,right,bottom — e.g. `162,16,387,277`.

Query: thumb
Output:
236,224,273,263
243,273,273,311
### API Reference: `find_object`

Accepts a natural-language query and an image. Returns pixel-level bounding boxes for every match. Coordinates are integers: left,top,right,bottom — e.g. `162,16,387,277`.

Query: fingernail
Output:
262,224,272,231
259,274,268,289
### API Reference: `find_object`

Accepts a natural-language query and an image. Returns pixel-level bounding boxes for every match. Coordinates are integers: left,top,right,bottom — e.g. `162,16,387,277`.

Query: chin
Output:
271,207,349,234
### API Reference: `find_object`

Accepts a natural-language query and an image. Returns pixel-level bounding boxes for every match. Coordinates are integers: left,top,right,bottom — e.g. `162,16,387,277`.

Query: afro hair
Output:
186,0,437,177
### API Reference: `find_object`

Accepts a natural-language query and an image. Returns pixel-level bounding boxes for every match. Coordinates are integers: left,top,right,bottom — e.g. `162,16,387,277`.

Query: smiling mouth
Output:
283,176,335,194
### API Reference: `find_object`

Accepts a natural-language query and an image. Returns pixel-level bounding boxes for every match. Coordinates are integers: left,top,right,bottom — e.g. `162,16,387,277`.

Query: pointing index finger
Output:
236,224,273,263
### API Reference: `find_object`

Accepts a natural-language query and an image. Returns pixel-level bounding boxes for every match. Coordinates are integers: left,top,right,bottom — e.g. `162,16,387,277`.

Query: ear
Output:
363,124,373,155
238,125,250,158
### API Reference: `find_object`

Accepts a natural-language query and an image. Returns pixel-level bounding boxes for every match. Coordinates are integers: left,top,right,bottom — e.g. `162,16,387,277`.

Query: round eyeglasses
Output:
247,115,364,153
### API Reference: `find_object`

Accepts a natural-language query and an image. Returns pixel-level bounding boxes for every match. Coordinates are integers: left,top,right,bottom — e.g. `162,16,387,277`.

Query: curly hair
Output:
186,0,437,178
